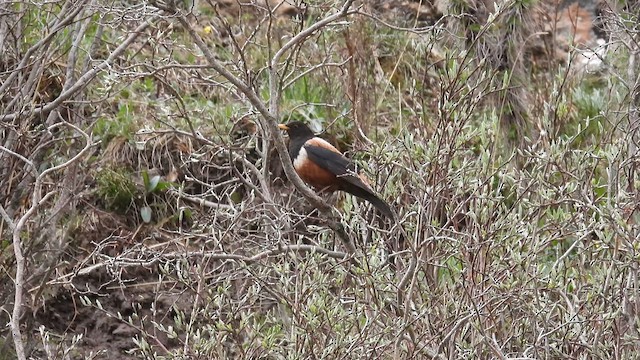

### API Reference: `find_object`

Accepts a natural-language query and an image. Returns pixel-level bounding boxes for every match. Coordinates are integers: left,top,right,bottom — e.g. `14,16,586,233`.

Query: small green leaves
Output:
142,170,175,194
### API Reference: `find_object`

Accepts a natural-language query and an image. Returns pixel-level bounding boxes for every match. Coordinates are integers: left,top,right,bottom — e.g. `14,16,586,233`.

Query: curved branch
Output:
9,118,93,360
1,15,160,122
0,0,89,97
165,1,359,252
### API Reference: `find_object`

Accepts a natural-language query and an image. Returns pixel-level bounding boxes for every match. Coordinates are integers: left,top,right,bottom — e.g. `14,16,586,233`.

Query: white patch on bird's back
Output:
293,146,308,171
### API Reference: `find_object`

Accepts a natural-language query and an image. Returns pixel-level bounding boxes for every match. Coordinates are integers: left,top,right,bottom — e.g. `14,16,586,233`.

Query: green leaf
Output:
154,180,174,192
146,175,161,193
142,170,150,189
140,206,152,223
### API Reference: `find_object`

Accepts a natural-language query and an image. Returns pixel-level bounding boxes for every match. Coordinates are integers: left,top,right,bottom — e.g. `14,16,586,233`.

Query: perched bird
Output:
278,121,394,218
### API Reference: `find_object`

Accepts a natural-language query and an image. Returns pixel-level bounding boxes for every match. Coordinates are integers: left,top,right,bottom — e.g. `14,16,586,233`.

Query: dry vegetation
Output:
1,0,639,359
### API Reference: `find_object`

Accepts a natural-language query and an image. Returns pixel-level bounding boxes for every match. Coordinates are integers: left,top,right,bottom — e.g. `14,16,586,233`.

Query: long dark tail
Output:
342,182,395,219
363,193,395,219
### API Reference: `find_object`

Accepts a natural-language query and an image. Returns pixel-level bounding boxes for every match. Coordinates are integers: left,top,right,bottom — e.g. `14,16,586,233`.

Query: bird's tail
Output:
340,181,395,219
363,193,395,219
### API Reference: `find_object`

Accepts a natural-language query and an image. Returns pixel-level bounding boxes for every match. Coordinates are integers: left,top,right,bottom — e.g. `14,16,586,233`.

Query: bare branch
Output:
161,1,361,251
1,15,160,122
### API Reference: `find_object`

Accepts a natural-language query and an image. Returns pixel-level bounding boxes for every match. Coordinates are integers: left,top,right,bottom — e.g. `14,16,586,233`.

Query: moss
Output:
96,167,138,214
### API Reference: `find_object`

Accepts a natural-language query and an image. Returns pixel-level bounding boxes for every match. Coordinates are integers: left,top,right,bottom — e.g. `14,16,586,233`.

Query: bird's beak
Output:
278,124,289,131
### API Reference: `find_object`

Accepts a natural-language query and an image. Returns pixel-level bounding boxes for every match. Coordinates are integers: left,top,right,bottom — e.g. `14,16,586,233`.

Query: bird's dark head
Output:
278,121,315,140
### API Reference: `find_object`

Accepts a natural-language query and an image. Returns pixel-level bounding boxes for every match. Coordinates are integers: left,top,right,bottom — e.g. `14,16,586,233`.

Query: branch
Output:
270,0,357,67
10,191,55,360
168,189,237,213
0,146,37,177
269,0,357,116
0,0,89,98
9,119,92,360
162,1,359,251
1,15,159,122
45,244,350,285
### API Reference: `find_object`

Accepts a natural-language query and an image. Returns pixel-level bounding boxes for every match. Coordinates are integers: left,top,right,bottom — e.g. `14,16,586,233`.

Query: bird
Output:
278,121,394,219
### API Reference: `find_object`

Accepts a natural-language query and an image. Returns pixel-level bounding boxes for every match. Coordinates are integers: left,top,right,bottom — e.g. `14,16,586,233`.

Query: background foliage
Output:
1,0,639,358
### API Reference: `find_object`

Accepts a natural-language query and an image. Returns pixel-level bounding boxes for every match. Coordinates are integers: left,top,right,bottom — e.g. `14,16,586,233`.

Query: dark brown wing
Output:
303,145,369,191
304,144,394,218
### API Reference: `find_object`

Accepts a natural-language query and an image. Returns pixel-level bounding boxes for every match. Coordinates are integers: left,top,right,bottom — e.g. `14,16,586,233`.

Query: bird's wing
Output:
303,144,375,195
303,141,394,218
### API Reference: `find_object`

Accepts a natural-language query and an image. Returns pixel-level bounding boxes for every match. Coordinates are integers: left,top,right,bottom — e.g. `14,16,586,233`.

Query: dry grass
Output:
1,0,639,359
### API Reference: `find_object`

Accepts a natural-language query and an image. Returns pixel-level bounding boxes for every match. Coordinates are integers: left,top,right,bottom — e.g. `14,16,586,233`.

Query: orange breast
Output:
293,144,339,191
296,160,338,191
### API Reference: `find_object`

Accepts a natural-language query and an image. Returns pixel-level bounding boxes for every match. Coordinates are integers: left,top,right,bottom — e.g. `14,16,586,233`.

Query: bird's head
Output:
278,121,315,139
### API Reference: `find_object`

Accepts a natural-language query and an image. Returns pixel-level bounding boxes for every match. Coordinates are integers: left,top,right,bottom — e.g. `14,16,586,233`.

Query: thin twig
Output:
1,15,160,122
160,0,360,250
